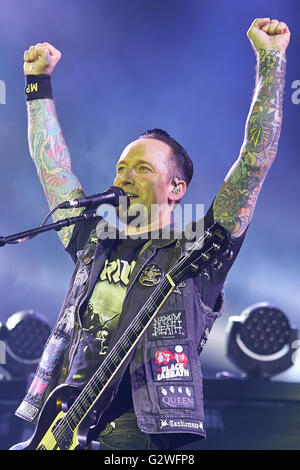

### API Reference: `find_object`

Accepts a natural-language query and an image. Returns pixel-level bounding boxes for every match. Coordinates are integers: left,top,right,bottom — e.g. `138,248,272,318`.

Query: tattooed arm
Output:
27,98,85,247
24,43,84,247
213,18,291,237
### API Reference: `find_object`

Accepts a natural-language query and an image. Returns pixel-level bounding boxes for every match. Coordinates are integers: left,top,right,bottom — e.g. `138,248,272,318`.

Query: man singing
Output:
15,18,290,450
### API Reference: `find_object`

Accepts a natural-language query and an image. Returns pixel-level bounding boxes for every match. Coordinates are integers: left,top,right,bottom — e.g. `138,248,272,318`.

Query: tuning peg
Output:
212,243,221,251
212,258,223,270
205,229,213,238
190,263,199,273
223,248,234,260
200,252,210,261
200,268,211,280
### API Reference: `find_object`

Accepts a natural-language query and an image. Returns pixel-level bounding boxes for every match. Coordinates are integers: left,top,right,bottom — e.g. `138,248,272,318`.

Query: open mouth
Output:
126,193,139,199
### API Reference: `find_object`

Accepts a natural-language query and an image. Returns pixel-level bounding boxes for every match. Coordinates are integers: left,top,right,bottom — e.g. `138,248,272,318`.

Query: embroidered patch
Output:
57,306,75,334
139,264,162,287
158,418,204,432
149,310,187,340
74,267,89,286
28,376,48,397
39,335,69,372
157,385,195,410
173,281,187,295
151,344,192,382
15,401,39,422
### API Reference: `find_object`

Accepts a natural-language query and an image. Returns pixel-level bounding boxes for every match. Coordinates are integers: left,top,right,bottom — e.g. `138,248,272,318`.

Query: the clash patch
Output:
148,310,187,341
151,344,192,382
139,264,162,287
157,385,195,410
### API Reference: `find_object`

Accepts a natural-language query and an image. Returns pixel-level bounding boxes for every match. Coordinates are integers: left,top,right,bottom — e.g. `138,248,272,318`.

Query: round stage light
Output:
0,309,51,379
226,302,298,379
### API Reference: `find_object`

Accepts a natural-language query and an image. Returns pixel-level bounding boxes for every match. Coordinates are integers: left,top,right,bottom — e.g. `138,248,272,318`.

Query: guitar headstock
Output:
171,222,232,284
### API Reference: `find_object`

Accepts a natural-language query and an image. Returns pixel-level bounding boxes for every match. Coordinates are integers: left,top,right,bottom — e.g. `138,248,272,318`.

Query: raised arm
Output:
24,42,85,247
213,18,291,237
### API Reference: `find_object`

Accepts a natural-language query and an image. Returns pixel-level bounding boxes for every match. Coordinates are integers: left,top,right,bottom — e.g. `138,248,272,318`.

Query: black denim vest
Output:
16,222,225,442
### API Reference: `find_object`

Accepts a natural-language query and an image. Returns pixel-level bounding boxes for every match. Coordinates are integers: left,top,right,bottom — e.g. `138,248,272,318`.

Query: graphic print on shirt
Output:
81,258,136,355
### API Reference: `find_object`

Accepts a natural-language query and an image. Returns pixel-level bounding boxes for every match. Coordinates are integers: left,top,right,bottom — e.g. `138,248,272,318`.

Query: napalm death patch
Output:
148,310,187,340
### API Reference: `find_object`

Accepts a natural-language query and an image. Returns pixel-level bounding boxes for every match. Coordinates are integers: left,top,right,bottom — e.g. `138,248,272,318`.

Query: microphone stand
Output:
0,210,98,247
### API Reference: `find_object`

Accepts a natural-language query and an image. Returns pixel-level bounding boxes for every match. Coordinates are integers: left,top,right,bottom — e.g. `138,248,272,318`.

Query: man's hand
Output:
24,42,61,75
247,18,290,53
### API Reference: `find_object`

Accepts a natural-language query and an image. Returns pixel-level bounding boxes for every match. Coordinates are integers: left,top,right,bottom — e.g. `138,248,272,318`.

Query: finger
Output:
268,19,279,35
261,24,269,33
24,50,31,62
276,21,288,34
247,18,270,38
41,42,61,57
251,18,271,30
28,46,39,62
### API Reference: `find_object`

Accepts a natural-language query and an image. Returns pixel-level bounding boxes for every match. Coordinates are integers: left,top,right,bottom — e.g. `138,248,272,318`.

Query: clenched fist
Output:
24,42,61,75
247,18,291,53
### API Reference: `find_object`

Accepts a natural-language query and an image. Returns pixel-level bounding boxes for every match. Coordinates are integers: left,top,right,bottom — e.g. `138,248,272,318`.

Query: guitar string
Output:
42,228,227,448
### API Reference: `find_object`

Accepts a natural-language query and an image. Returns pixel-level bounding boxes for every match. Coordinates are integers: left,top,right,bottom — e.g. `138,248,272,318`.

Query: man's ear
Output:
168,177,187,203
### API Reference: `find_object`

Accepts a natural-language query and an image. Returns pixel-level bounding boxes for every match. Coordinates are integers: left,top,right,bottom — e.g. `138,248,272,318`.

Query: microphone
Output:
58,186,128,209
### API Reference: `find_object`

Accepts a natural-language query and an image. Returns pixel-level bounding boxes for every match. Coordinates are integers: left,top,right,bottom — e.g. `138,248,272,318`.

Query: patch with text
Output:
158,418,204,432
151,344,192,382
157,385,195,409
148,310,187,340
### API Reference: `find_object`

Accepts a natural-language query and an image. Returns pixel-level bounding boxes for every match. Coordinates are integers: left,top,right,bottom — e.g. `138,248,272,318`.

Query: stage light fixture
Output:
0,309,51,379
225,302,298,379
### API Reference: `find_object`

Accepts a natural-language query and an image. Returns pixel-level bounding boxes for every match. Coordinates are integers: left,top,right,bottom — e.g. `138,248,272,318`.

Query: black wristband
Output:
25,74,53,101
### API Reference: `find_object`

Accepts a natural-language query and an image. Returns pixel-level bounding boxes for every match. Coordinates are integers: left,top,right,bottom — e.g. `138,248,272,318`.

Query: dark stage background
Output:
0,0,299,450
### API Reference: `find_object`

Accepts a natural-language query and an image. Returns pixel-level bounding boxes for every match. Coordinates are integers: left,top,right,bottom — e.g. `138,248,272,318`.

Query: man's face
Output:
113,138,174,228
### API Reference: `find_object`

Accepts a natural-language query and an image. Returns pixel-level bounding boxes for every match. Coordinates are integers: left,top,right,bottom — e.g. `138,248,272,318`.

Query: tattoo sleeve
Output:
27,99,85,247
213,49,286,237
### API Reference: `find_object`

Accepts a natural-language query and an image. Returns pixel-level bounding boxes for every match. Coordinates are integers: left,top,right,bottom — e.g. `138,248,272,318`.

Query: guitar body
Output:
10,384,99,450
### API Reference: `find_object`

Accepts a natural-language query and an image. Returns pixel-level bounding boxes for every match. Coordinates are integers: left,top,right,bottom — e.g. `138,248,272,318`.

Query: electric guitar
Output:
11,223,231,450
